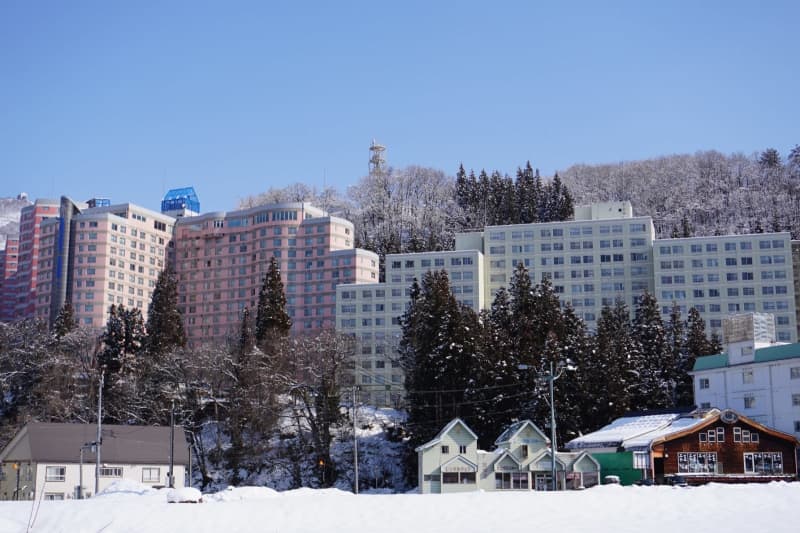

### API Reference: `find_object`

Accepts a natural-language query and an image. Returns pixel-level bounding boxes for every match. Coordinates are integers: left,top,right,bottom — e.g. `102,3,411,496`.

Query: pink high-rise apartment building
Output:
0,235,20,323
13,199,60,320
174,202,379,345
35,198,176,329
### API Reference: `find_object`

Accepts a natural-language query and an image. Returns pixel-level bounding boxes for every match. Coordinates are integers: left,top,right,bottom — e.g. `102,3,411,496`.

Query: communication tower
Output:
369,139,386,177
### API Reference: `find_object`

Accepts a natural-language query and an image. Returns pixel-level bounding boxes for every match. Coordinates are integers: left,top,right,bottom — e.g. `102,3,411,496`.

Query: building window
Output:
791,367,800,380
677,452,717,473
142,467,161,483
46,466,66,482
744,396,756,409
521,445,529,458
443,472,476,484
459,445,467,454
495,472,528,490
99,467,123,477
793,394,800,407
742,370,754,384
743,452,783,474
441,445,449,454
44,493,65,500
699,378,710,389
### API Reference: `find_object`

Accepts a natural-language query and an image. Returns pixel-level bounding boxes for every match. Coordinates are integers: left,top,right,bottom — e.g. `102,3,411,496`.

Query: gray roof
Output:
2,423,190,465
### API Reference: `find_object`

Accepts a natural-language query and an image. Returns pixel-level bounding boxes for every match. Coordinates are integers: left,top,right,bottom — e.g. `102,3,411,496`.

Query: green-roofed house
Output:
691,313,800,439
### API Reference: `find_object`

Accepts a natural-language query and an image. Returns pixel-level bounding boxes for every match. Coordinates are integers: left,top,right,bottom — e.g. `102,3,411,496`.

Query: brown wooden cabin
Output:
651,409,798,485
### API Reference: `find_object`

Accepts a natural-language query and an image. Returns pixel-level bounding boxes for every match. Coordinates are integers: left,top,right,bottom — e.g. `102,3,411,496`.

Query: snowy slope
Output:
1,481,797,533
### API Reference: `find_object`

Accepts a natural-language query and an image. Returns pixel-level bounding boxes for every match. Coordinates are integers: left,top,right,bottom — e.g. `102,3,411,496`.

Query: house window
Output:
742,370,754,384
142,467,160,483
677,452,717,473
794,421,800,432
744,396,756,409
521,445,529,458
459,445,467,454
791,367,800,380
699,432,707,443
441,445,450,454
443,472,475,484
495,472,528,490
707,430,716,443
699,378,710,389
792,394,800,406
44,493,65,500
45,466,66,482
734,427,742,442
99,467,123,477
743,452,783,474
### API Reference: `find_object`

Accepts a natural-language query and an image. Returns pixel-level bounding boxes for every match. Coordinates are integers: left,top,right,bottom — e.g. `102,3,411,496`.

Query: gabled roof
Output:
650,410,800,447
566,412,684,450
527,449,567,471
693,342,800,372
0,423,190,465
441,455,478,472
494,420,549,447
489,449,522,472
415,418,478,452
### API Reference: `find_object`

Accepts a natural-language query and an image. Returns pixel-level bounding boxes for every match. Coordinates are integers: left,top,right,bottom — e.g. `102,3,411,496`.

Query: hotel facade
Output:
337,201,798,406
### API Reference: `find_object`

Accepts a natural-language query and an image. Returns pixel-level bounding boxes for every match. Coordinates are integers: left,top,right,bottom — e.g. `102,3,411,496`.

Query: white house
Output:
0,423,190,500
691,314,800,438
416,419,600,494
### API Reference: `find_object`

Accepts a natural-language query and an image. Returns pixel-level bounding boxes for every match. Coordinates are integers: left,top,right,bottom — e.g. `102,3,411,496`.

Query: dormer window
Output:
521,445,529,458
441,445,449,454
459,445,467,454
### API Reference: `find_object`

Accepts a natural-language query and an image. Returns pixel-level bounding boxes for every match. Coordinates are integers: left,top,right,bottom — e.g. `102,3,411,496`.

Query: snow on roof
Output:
622,414,710,450
566,412,683,450
414,418,478,452
493,419,549,446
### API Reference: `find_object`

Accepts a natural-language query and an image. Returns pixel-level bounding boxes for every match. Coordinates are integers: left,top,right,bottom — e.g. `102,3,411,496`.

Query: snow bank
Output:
1,481,797,533
205,486,280,502
167,487,203,503
95,478,158,498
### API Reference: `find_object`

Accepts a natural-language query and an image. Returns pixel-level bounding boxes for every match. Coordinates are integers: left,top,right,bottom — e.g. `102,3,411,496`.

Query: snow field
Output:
0,481,797,533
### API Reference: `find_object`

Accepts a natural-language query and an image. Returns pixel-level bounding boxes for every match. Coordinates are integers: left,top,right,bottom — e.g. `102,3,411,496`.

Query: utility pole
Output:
95,371,104,496
169,400,175,488
549,361,557,491
352,385,359,494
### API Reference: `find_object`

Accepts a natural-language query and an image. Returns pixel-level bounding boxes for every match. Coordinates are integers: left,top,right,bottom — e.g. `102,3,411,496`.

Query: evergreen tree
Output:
631,291,675,410
144,264,186,357
52,302,76,338
758,148,781,169
255,257,292,345
666,303,690,406
227,307,256,484
467,288,519,447
98,304,144,423
399,271,481,479
590,299,637,427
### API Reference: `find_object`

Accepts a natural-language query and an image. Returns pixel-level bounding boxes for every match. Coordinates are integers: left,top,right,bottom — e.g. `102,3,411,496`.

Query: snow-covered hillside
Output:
1,481,796,533
0,194,30,248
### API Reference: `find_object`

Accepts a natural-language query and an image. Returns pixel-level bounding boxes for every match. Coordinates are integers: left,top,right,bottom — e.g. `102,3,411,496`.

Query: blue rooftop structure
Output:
161,187,200,214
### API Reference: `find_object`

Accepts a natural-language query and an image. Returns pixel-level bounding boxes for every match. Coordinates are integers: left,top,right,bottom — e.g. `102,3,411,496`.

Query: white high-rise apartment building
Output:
337,249,484,406
337,201,799,407
337,201,655,405
653,233,796,343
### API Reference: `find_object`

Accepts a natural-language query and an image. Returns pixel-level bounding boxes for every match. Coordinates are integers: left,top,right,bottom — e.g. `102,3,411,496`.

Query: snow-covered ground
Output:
1,480,797,533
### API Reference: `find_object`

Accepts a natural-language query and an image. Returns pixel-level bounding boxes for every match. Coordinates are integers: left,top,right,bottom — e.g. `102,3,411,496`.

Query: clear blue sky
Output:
1,1,798,213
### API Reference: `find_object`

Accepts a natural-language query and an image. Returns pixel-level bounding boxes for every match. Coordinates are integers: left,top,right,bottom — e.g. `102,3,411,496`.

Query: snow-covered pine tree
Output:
144,264,186,357
52,301,76,338
631,291,675,410
399,271,481,479
255,256,292,345
590,299,637,427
